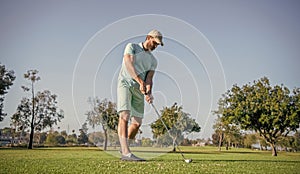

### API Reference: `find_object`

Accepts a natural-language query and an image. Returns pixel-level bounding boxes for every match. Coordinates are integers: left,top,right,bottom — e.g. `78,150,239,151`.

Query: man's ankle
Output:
123,153,132,157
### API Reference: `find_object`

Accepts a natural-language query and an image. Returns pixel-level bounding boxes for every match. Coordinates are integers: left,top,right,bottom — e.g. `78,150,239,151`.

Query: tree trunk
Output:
11,128,15,147
28,123,34,149
28,81,35,149
259,142,263,151
218,133,223,151
270,143,277,156
172,146,176,152
28,107,35,149
103,129,107,151
172,137,176,152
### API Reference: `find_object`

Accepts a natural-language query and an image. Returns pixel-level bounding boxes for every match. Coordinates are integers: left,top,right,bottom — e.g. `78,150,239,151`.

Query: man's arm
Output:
145,70,155,94
124,54,146,94
145,70,155,103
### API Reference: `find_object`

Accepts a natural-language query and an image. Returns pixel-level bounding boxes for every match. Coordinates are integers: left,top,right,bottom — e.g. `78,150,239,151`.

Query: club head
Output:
184,159,192,163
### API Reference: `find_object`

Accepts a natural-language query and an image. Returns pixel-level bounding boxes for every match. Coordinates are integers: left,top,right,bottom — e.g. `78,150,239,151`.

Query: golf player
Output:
117,29,164,161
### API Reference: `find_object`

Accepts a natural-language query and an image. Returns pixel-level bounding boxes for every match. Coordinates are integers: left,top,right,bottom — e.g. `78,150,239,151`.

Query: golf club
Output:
150,103,193,163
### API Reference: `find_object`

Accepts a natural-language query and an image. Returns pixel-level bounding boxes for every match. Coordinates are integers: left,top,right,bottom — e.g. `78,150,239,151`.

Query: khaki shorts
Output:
117,83,144,118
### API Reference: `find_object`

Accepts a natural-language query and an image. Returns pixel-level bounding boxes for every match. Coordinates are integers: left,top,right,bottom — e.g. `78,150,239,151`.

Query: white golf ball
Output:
185,159,192,163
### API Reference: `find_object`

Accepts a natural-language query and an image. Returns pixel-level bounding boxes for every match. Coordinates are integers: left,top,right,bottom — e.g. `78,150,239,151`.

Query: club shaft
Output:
150,103,187,160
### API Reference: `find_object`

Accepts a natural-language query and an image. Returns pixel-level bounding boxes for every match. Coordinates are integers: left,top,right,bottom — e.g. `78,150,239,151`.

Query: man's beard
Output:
149,46,156,51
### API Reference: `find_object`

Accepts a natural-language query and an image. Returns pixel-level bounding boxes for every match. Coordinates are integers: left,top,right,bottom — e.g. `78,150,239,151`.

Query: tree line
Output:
1,63,300,156
0,63,201,150
1,100,201,148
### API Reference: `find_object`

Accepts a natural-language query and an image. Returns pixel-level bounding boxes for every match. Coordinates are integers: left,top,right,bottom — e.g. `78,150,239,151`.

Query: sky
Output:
0,0,300,139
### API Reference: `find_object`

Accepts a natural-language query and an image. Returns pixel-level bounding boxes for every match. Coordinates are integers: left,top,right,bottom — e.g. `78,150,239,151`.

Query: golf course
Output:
1,146,299,174
1,1,300,174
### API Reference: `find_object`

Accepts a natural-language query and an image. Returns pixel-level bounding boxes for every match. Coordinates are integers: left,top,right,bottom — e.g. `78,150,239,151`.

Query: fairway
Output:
0,147,299,174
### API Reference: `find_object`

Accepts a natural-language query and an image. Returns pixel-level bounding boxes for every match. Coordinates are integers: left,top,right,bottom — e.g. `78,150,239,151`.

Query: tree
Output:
38,132,47,145
258,135,268,151
277,135,294,152
45,131,65,146
212,116,226,151
86,98,119,150
141,137,152,147
45,131,57,146
60,130,68,140
155,133,174,148
66,130,77,145
224,124,243,149
151,103,201,151
88,131,105,146
292,132,300,151
243,133,257,149
216,77,300,156
0,63,16,121
55,134,66,145
212,115,243,150
78,123,89,145
12,70,64,149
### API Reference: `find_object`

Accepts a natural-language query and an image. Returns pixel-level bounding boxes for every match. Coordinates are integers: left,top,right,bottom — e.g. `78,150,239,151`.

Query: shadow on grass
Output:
0,146,103,152
104,149,263,155
170,150,262,155
147,158,300,163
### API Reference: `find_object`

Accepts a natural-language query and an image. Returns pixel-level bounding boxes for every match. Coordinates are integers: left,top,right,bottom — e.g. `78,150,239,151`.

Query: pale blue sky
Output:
1,0,299,139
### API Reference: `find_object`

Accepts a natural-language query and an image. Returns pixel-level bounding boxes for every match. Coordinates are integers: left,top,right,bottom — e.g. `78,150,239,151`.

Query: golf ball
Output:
185,159,192,163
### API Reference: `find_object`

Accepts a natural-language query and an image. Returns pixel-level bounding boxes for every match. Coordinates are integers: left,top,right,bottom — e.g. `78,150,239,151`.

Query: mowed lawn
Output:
0,146,299,174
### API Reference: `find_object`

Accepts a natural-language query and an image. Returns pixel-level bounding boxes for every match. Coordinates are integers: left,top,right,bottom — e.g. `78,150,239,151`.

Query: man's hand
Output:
145,84,152,95
145,93,154,103
138,80,146,94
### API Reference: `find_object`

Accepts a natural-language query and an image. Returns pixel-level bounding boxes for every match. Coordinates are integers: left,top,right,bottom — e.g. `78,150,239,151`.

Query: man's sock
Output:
124,153,132,157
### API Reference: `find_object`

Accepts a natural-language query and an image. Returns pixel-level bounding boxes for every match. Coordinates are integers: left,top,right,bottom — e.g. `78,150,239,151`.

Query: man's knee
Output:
119,110,130,122
131,116,142,127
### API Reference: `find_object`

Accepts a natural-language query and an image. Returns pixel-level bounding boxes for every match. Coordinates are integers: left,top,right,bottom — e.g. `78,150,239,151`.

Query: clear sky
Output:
1,0,299,139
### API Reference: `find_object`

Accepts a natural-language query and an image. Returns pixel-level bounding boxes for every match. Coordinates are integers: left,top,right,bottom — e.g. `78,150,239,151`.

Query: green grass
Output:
0,146,299,174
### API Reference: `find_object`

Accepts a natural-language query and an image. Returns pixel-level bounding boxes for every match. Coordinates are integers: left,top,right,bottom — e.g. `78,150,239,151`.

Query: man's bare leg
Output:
118,110,130,155
128,116,142,140
128,124,140,140
118,113,145,161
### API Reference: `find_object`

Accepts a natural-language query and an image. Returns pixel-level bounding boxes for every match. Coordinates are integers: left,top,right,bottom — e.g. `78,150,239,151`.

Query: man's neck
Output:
142,42,149,51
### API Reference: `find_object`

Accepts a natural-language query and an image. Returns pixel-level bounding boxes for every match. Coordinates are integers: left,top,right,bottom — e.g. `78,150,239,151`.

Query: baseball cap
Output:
147,29,164,46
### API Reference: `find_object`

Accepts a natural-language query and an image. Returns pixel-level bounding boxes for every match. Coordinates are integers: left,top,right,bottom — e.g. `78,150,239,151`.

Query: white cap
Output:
147,29,164,46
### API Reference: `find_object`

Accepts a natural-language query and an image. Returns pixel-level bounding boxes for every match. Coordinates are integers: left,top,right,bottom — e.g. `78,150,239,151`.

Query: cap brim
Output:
154,38,164,46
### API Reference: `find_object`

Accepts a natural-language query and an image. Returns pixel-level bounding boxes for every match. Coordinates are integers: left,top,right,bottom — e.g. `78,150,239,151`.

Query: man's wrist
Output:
134,75,143,84
145,90,152,95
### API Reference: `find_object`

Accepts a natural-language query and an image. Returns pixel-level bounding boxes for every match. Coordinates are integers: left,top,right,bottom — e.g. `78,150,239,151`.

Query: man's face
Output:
149,37,159,51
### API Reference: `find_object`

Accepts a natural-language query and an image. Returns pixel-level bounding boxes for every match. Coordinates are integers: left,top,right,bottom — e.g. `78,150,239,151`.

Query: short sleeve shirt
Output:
118,43,157,88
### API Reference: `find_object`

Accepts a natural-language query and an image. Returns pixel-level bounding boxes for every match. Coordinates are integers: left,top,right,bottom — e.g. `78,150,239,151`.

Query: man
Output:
117,29,164,161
